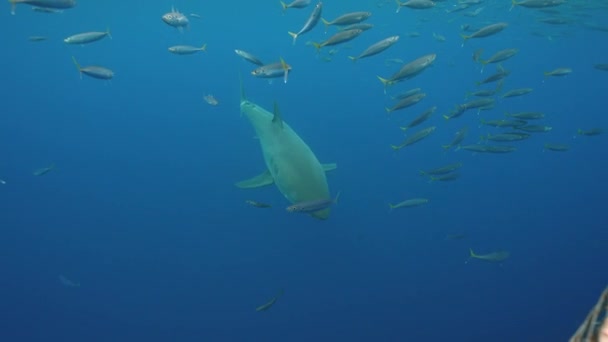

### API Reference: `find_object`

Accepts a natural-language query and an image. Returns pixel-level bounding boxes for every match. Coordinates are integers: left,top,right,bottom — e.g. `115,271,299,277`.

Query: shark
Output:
235,81,336,220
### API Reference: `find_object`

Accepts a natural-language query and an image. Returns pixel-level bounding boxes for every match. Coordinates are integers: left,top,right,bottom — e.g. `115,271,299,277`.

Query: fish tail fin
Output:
288,31,298,45
442,115,451,120
310,42,322,52
71,56,82,79
106,27,112,39
377,76,391,87
455,145,462,152
441,144,451,150
388,203,395,211
418,170,426,176
321,18,330,31
385,107,392,113
460,33,470,41
333,191,341,205
395,0,403,13
469,248,477,258
347,56,357,62
510,0,518,11
400,126,408,132
577,129,583,135
279,57,290,83
280,1,287,11
200,44,207,52
390,145,401,151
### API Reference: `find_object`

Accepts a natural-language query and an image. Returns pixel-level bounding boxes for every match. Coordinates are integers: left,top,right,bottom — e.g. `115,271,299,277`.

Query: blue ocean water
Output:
1,0,607,341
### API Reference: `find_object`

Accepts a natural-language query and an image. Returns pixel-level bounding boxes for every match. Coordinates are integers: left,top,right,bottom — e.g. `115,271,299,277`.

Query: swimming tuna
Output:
162,7,189,31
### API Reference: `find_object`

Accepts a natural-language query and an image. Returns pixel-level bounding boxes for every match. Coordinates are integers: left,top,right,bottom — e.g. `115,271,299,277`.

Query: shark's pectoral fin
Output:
322,163,337,172
235,170,275,189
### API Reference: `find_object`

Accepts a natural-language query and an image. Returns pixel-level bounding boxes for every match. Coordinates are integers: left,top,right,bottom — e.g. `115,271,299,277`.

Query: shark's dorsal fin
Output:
272,102,284,129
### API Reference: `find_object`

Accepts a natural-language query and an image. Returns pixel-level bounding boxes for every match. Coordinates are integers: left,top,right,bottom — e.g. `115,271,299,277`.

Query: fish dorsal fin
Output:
272,102,284,129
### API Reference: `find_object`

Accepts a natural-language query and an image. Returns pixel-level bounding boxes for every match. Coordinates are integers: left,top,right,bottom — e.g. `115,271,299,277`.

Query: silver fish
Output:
287,1,322,45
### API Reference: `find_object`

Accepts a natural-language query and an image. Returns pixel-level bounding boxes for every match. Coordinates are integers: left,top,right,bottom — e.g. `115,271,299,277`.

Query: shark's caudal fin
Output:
235,170,274,189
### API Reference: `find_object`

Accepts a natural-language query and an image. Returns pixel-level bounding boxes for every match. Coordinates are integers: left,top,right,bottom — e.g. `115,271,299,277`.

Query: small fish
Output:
310,29,363,52
168,44,207,55
459,144,517,153
321,11,372,29
72,56,114,80
251,58,292,84
577,128,603,136
64,29,111,45
445,233,467,240
479,48,519,65
480,133,530,142
391,126,436,150
442,126,468,149
511,0,565,10
388,198,429,210
203,94,218,106
517,125,552,133
286,192,340,214
245,200,272,208
461,22,508,42
594,64,608,71
501,88,533,98
386,93,426,113
59,275,80,287
430,172,460,182
396,0,436,13
543,143,569,152
348,35,399,62
162,7,189,30
280,0,310,12
28,36,47,42
432,32,446,42
288,1,322,45
189,13,202,19
543,67,572,77
256,289,284,312
400,106,436,131
377,53,436,88
420,162,463,176
505,111,544,120
33,163,55,176
234,49,264,66
0,179,6,185
468,248,510,263
472,48,484,62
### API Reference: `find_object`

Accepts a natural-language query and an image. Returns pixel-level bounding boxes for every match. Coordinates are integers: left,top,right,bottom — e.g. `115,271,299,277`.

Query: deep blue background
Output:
1,0,607,341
